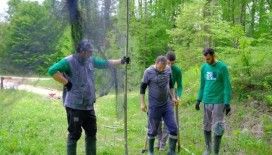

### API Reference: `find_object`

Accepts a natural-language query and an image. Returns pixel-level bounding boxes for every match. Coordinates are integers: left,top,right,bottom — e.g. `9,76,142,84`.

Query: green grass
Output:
0,90,66,154
0,90,271,154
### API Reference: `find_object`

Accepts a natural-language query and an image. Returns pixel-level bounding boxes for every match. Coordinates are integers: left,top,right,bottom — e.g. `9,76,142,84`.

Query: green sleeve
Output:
92,57,109,69
48,58,70,76
176,68,183,97
223,66,232,104
197,65,205,101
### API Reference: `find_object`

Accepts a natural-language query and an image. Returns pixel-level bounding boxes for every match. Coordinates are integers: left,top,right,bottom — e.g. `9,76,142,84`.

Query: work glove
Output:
121,56,130,64
224,104,231,116
65,81,73,91
195,100,201,111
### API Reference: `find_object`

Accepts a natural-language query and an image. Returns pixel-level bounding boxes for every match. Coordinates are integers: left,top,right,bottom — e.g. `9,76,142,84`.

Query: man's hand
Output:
141,102,147,112
121,56,130,64
65,81,73,91
177,97,181,105
172,98,179,106
195,100,201,110
224,104,231,116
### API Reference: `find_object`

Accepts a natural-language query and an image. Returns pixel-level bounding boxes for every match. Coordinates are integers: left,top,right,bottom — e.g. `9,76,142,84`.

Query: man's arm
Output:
176,68,183,99
197,65,205,102
92,57,110,69
93,58,121,68
140,70,149,112
140,82,148,112
223,65,232,115
48,58,71,88
108,59,122,65
93,56,130,69
169,74,178,105
109,56,130,65
223,66,232,105
52,71,69,85
196,65,205,110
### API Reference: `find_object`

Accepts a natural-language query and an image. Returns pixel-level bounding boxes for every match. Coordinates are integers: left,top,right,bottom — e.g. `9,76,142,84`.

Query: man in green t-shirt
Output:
195,48,231,155
156,51,182,151
48,39,130,155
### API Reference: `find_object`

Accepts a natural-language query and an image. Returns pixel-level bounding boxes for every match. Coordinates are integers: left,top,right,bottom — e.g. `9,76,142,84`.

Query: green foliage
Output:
44,27,73,68
0,0,65,75
130,0,183,68
132,17,171,67
167,0,272,108
0,23,8,58
180,66,200,105
230,44,271,102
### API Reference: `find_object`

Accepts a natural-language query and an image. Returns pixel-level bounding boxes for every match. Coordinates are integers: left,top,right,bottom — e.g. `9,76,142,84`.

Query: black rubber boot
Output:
67,139,77,155
86,136,96,155
167,137,177,155
213,135,222,155
148,138,155,155
203,130,212,155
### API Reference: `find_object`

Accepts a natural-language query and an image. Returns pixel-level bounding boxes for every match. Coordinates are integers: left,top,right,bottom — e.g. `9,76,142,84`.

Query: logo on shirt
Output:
206,72,217,80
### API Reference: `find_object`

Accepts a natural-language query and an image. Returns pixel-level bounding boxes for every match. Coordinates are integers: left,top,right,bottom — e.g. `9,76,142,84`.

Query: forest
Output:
0,0,271,154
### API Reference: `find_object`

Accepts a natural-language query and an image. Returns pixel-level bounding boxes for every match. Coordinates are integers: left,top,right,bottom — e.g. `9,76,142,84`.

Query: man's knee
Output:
148,129,158,138
85,128,97,138
204,122,212,131
213,121,225,136
68,132,82,141
168,125,178,136
169,134,178,140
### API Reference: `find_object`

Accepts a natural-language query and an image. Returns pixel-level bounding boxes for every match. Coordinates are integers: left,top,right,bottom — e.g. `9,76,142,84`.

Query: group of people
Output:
48,39,232,155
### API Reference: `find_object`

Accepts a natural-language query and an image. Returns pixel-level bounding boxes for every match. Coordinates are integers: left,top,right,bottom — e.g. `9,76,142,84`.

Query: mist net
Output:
0,0,127,119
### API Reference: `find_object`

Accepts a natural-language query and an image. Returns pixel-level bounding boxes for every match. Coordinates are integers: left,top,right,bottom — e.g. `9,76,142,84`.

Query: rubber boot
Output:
67,139,77,155
86,136,96,155
148,138,155,155
213,135,222,155
167,137,177,155
203,130,212,155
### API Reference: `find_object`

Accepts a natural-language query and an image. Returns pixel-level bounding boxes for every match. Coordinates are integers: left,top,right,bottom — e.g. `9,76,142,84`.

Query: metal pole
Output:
175,105,181,152
0,77,3,89
124,0,129,154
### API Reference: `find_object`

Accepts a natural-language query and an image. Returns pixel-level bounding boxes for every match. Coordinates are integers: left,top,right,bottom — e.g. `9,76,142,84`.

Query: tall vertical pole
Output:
124,0,129,154
0,77,3,89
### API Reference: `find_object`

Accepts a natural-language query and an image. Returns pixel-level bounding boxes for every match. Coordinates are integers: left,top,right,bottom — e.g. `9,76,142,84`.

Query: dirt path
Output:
1,76,62,99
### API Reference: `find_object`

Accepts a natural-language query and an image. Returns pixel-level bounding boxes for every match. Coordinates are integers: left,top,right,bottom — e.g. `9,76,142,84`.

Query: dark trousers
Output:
66,107,97,141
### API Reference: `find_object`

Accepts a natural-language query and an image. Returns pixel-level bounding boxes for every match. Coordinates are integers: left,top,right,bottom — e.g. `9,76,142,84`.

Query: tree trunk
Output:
258,0,266,34
232,0,235,24
249,0,256,37
240,0,246,32
138,0,143,19
103,0,111,30
67,0,83,47
267,0,272,10
203,0,212,48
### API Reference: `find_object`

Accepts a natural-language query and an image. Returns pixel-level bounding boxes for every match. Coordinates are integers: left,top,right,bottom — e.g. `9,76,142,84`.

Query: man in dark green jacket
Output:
48,39,129,155
195,48,231,155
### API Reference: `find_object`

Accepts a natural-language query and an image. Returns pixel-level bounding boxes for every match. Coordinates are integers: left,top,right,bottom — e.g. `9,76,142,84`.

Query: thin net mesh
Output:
0,0,126,119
